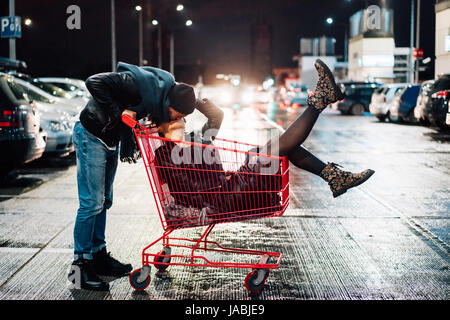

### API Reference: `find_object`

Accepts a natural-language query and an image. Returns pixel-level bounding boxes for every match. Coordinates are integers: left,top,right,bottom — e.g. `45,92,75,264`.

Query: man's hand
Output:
122,109,136,120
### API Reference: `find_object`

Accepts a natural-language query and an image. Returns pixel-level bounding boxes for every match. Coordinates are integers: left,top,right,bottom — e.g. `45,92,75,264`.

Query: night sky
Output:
0,0,436,83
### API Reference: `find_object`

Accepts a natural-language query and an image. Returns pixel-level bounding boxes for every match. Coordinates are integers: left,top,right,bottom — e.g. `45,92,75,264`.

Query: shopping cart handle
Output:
122,114,138,128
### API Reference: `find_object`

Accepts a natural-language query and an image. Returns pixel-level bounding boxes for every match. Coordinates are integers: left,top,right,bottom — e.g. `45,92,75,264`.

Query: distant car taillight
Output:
0,110,21,128
431,90,449,99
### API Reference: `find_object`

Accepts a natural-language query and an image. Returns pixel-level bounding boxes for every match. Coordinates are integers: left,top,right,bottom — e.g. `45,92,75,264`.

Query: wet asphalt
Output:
0,105,448,300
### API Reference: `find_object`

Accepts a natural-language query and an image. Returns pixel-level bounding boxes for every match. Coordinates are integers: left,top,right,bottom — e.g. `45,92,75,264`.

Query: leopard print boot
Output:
319,162,375,198
306,59,345,112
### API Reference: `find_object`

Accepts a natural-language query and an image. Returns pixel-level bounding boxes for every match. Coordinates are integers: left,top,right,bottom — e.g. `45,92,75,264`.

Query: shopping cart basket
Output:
122,114,289,294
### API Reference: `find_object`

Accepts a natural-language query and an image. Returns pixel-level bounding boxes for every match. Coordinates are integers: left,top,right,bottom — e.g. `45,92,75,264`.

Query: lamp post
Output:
326,17,348,62
151,19,162,69
136,5,143,66
9,0,15,60
414,0,421,83
111,0,116,71
170,20,192,74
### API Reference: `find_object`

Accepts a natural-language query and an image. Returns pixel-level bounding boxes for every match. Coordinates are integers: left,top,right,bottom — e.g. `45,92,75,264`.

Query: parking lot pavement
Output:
0,106,448,300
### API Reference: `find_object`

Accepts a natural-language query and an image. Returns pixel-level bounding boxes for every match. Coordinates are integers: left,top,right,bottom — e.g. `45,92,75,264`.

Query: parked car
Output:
427,90,450,129
13,79,78,155
0,56,27,72
414,80,435,125
10,77,83,115
331,81,380,110
8,71,76,99
446,97,450,127
337,84,380,115
37,77,91,99
370,84,408,121
283,85,308,108
423,74,450,128
38,106,75,157
387,84,421,123
0,74,46,179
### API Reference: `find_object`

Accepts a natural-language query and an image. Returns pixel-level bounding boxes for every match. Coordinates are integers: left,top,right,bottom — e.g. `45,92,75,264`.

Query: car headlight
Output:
49,120,65,132
241,92,254,104
219,91,232,104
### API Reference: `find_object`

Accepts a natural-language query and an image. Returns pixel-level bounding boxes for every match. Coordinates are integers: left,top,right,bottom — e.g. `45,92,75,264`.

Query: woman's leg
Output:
263,105,322,157
287,145,327,175
262,59,343,158
262,59,374,197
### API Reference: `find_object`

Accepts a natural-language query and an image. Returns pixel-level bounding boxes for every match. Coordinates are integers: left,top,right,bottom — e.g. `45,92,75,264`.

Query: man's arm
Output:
195,98,224,141
85,72,140,130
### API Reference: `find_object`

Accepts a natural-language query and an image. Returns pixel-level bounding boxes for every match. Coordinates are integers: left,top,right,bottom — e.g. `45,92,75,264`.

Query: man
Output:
68,62,223,291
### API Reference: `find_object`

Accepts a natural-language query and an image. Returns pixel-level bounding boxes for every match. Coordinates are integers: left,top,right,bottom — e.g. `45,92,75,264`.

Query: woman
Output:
154,60,375,224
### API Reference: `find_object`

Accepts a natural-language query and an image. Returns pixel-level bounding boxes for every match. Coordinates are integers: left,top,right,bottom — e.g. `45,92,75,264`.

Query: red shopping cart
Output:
122,115,289,294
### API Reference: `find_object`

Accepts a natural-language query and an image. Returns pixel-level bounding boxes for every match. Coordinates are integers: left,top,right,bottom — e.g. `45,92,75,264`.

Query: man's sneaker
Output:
306,59,345,112
67,258,109,291
319,162,375,198
92,248,133,277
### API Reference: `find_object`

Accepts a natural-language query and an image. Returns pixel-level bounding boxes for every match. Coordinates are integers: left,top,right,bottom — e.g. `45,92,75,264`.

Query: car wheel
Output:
386,111,393,122
406,110,418,124
351,103,365,115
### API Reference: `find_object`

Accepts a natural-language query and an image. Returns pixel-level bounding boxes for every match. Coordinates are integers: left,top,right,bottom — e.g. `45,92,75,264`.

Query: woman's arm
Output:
195,98,224,141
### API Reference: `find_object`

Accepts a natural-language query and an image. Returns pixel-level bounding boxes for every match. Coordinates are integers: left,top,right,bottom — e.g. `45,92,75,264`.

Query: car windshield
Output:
32,81,71,98
49,82,81,93
433,77,450,92
17,84,54,104
6,78,30,102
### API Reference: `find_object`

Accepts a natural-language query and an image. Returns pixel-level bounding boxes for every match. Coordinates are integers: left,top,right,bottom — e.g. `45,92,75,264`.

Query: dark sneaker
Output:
306,59,345,112
67,258,109,291
92,248,133,277
319,162,375,198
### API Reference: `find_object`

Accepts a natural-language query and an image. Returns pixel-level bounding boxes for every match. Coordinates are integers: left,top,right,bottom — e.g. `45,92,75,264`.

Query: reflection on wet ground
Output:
0,105,448,300
0,154,76,201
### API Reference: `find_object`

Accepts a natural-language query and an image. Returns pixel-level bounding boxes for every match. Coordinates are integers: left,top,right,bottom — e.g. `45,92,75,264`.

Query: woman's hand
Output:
122,109,136,120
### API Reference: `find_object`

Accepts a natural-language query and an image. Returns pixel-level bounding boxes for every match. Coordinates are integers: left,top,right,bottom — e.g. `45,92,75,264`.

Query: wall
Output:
435,1,450,77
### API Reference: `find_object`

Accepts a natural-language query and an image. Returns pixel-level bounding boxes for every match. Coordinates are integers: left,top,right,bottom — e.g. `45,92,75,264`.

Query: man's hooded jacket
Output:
79,62,175,162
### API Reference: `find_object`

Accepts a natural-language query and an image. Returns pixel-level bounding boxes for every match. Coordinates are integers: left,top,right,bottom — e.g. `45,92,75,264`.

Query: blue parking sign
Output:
1,16,22,38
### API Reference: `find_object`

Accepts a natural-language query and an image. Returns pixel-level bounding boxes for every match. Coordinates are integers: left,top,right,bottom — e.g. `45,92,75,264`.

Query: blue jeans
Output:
72,122,119,260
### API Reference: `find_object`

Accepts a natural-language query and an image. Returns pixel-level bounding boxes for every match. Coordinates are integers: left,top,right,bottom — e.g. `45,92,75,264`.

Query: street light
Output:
24,18,32,26
185,19,193,27
152,19,159,25
136,5,143,65
176,4,184,11
325,17,348,62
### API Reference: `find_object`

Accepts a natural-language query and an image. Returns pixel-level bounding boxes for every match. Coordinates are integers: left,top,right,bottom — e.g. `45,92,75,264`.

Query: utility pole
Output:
9,0,16,60
111,0,116,71
158,26,162,68
409,0,415,84
137,7,143,66
415,0,421,83
170,33,174,74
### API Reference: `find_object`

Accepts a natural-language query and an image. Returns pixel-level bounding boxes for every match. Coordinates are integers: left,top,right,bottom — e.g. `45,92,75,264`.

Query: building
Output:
347,8,396,83
393,47,411,83
435,0,450,76
251,22,273,83
298,37,337,90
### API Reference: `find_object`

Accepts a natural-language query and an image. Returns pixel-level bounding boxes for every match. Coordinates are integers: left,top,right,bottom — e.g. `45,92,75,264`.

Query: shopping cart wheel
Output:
129,266,151,290
244,269,270,294
154,247,171,271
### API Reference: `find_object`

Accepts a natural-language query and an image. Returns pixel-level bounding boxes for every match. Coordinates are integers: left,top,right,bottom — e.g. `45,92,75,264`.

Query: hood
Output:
117,62,175,123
